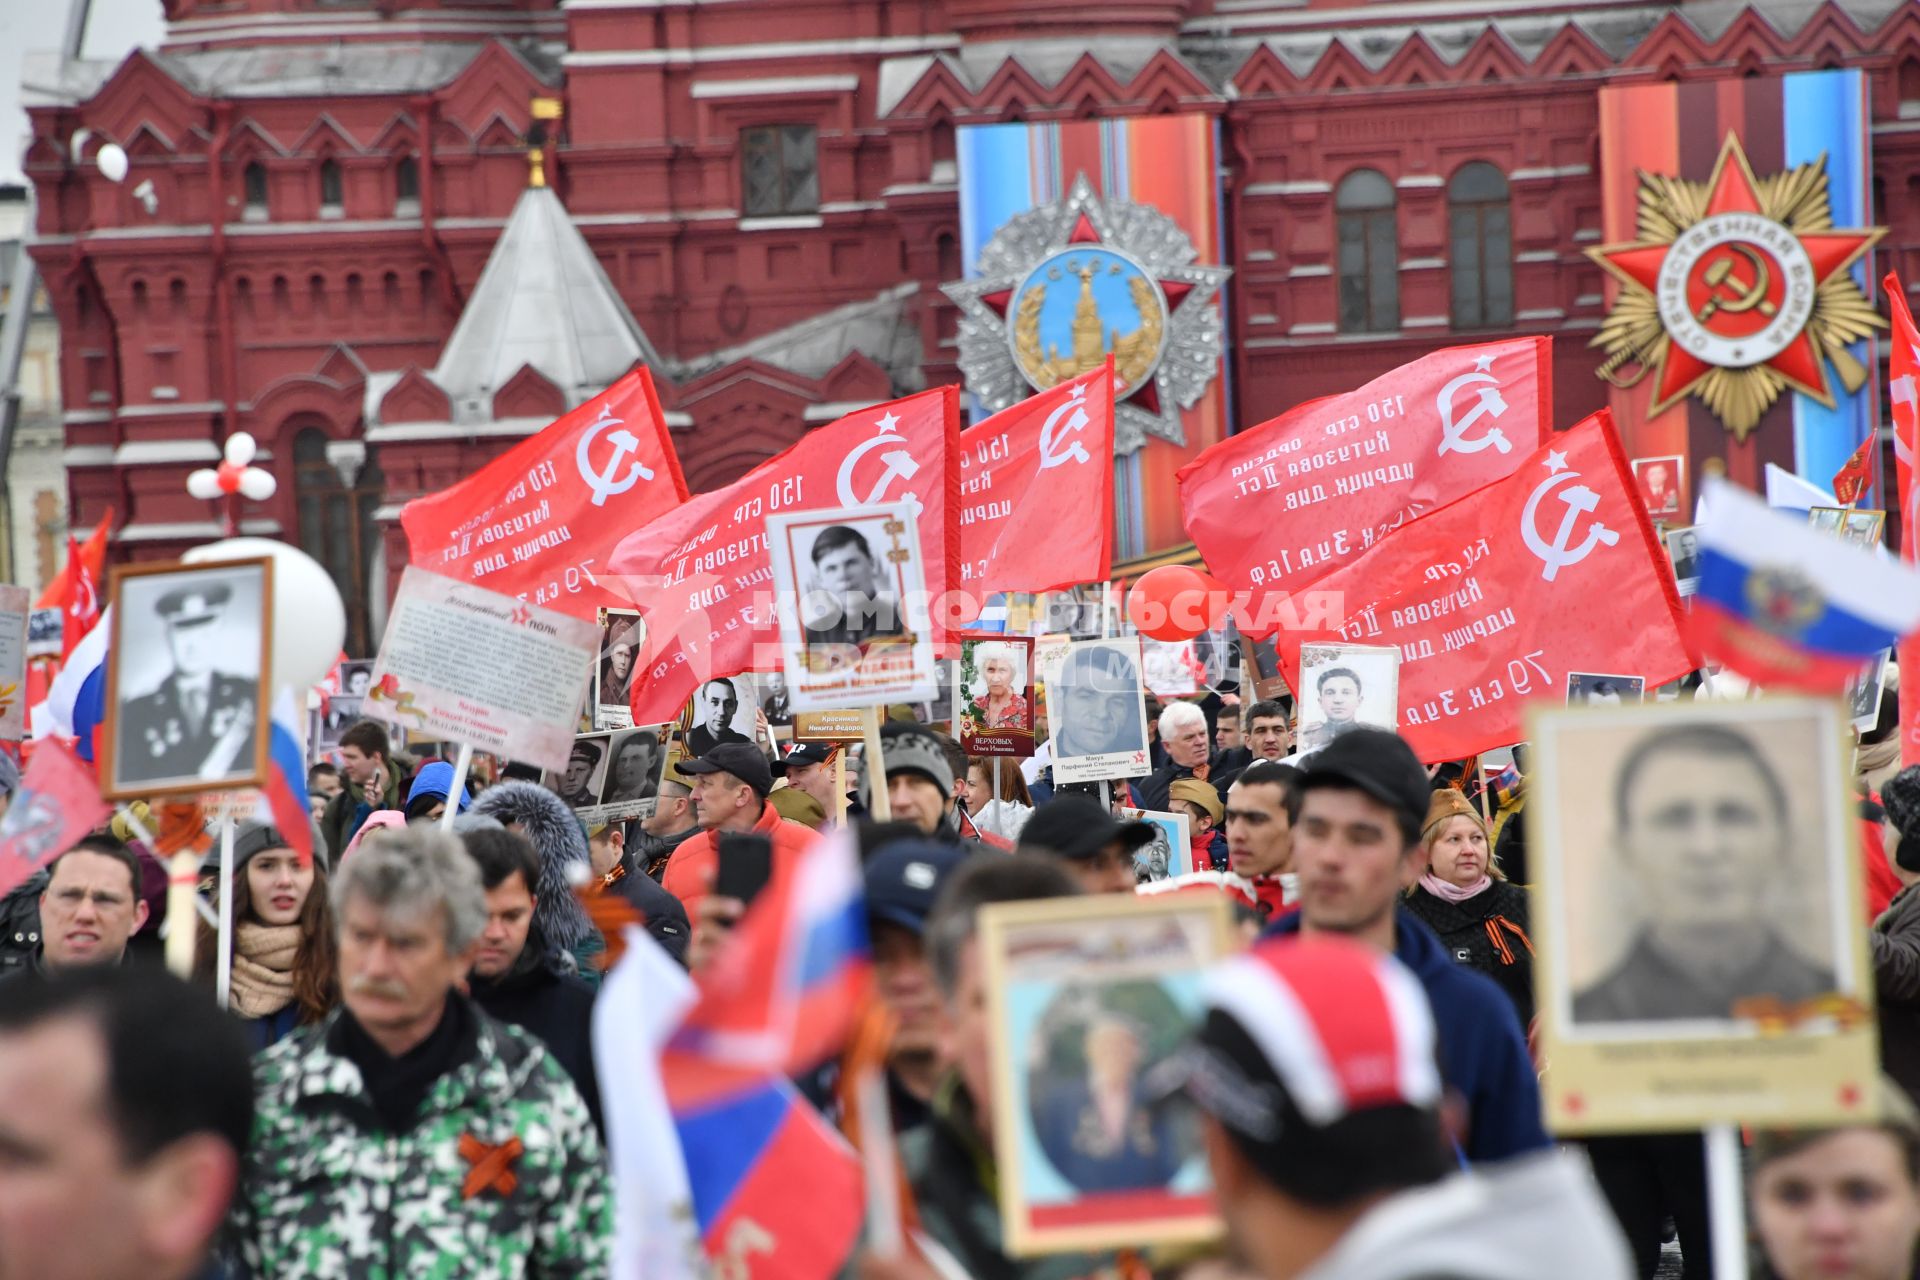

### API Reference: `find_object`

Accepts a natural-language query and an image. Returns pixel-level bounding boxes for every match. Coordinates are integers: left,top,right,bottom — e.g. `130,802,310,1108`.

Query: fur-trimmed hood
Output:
470,781,596,951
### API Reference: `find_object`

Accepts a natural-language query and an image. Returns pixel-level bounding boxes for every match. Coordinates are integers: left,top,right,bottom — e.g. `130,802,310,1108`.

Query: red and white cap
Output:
1189,934,1441,1133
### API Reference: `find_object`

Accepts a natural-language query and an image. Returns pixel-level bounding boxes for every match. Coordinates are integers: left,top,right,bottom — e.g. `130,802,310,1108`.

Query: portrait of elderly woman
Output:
970,642,1029,730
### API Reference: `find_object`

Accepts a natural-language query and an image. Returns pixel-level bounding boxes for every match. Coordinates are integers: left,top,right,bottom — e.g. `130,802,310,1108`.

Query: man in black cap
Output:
1016,794,1157,895
859,839,972,1129
1181,934,1631,1279
777,742,841,821
117,580,259,785
1264,726,1550,1163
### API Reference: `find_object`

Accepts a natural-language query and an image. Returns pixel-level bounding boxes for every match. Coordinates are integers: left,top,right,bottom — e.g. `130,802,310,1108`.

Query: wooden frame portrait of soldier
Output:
1528,696,1877,1133
598,725,667,818
551,732,611,811
1631,454,1686,520
1664,526,1700,596
979,893,1234,1256
1295,643,1398,752
102,557,273,801
1045,638,1151,784
594,609,643,730
1841,508,1887,550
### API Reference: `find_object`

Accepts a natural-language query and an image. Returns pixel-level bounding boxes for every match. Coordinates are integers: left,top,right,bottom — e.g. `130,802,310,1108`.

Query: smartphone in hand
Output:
715,832,774,907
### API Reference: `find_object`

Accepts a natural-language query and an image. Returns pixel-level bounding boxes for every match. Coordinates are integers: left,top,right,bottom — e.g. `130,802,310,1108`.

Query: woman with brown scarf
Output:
195,822,338,1050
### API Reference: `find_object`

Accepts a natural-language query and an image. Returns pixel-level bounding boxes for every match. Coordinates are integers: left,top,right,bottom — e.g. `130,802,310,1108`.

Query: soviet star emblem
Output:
943,175,1231,454
1587,134,1885,440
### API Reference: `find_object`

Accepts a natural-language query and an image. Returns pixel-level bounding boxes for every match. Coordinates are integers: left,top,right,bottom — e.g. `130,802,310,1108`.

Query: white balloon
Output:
183,537,346,692
237,469,276,501
224,432,257,466
186,469,223,500
96,143,128,184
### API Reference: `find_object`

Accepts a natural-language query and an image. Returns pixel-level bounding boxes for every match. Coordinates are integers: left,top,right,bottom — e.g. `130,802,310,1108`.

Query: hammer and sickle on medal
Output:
577,405,654,507
1522,471,1620,582
836,431,922,516
1695,245,1777,324
1435,370,1512,457
1037,397,1092,470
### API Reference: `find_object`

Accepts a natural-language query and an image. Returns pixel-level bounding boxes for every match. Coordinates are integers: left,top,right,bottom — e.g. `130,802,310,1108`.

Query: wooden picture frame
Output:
101,557,273,802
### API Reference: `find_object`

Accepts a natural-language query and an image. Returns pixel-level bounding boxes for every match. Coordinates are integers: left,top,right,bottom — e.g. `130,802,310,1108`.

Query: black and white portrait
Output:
1842,509,1886,550
1847,650,1890,734
682,675,757,759
758,669,793,727
105,559,270,799
1541,702,1849,1030
553,733,610,810
1565,673,1644,707
601,726,666,807
1046,639,1150,784
1664,527,1700,596
1296,644,1398,752
596,610,642,723
796,521,907,652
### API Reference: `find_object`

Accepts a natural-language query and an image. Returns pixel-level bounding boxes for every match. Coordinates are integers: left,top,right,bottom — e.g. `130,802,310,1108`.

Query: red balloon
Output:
1127,564,1228,641
216,459,245,493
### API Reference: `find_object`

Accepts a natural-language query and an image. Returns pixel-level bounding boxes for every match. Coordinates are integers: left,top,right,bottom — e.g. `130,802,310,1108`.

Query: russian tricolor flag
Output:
1690,476,1920,692
262,688,314,864
37,605,111,760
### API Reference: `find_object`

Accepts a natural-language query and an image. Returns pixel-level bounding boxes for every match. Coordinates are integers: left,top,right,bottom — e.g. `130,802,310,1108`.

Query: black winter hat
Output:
1883,765,1920,873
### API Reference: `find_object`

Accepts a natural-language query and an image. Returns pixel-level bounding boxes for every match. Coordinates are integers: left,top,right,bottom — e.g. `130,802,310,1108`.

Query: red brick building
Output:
22,0,1920,650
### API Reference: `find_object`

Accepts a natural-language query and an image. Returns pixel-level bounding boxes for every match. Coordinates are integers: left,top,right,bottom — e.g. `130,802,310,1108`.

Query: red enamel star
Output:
1589,134,1884,428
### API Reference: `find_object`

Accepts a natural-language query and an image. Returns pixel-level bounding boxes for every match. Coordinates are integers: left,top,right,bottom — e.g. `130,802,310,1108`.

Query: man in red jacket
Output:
661,742,816,936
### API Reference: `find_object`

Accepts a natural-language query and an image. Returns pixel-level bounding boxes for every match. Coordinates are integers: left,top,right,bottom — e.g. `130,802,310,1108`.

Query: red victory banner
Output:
399,367,689,622
1832,433,1875,508
1276,411,1693,763
1178,337,1552,635
608,386,960,727
1889,273,1920,765
0,739,110,899
957,361,1116,609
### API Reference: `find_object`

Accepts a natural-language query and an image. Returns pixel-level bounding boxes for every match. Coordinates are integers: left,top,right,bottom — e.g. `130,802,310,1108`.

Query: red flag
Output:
1889,273,1920,764
1833,433,1875,507
0,739,110,899
607,387,960,726
59,535,101,662
957,362,1116,607
1179,338,1552,635
399,368,689,622
1275,411,1693,763
36,507,111,613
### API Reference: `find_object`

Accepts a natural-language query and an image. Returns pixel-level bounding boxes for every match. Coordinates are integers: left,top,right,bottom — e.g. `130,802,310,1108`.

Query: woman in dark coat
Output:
1405,788,1535,1031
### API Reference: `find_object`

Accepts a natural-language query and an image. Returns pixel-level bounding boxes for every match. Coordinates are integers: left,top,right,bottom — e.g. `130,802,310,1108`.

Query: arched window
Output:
394,156,419,216
243,162,268,221
293,427,384,655
319,159,343,218
1449,162,1512,330
1336,169,1398,334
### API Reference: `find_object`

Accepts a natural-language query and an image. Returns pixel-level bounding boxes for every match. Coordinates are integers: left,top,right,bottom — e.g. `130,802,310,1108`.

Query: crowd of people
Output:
3,666,1920,1280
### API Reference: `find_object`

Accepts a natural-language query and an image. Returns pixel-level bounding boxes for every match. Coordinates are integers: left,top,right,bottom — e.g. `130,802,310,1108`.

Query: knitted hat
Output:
872,722,954,800
1883,766,1920,872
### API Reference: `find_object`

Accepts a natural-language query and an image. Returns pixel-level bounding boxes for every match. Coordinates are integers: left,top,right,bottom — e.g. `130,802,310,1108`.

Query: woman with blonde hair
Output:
1404,788,1534,1029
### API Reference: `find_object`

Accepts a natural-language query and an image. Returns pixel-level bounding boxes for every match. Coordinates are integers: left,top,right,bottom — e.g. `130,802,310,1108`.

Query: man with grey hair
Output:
1131,698,1217,813
230,828,612,1279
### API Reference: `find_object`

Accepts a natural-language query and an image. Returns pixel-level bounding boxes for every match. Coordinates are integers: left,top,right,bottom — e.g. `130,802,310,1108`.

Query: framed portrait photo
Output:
979,892,1235,1256
1841,508,1887,550
1664,526,1700,597
1045,638,1151,784
1121,807,1193,882
596,724,668,820
1296,643,1398,752
676,674,761,760
1527,696,1876,1134
550,731,612,812
1847,650,1891,735
594,608,643,731
957,634,1036,759
102,557,272,801
1631,454,1686,520
1564,672,1644,707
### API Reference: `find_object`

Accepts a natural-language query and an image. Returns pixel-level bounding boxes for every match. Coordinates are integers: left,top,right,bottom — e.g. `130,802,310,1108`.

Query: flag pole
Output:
1705,1124,1745,1280
163,848,200,978
215,811,235,1008
862,707,891,822
440,742,473,832
856,1064,904,1258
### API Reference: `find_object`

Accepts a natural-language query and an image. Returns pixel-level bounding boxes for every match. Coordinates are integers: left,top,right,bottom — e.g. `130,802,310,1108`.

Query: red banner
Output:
608,387,960,726
0,739,109,899
1275,411,1693,763
399,368,689,622
1833,433,1875,508
1178,337,1552,635
957,362,1116,608
59,534,100,663
1890,274,1920,765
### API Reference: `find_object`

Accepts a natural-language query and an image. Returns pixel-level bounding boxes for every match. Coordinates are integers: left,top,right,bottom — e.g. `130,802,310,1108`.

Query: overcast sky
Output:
2,0,166,186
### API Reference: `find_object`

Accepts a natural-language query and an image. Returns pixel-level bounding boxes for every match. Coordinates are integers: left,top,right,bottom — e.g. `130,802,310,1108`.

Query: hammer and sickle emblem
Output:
1695,244,1777,324
1435,369,1512,458
836,432,922,516
576,405,655,507
712,1218,775,1280
1037,395,1092,470
1521,471,1620,582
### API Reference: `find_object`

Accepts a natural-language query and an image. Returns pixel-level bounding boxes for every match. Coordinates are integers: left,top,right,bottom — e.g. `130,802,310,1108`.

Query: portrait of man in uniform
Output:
1030,1014,1187,1194
106,560,270,798
556,735,608,809
601,728,664,806
1296,644,1398,753
1571,721,1838,1025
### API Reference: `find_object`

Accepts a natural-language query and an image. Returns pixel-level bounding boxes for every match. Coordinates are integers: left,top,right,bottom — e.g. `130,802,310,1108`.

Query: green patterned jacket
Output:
229,1001,612,1280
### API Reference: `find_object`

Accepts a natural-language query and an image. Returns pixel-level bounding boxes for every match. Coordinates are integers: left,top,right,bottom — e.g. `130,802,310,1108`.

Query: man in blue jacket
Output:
1265,727,1549,1163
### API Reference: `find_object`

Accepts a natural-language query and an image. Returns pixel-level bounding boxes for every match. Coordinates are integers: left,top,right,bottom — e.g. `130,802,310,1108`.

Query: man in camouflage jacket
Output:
228,826,611,1278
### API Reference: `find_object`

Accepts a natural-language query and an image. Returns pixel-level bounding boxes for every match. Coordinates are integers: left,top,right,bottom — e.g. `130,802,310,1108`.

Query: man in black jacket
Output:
460,827,601,1130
